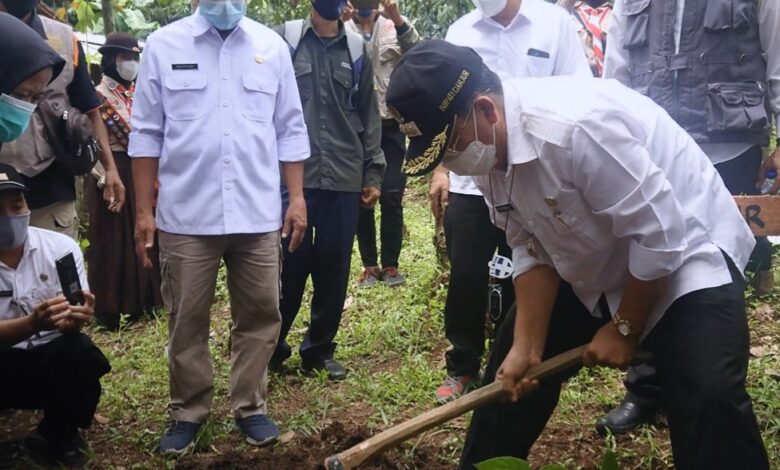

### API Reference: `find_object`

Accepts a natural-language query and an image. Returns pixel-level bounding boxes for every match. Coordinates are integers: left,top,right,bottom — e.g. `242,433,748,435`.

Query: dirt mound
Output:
176,422,448,470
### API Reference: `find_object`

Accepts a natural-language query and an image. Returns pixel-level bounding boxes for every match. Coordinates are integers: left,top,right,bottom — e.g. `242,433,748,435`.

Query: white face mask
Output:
442,108,498,176
472,0,508,17
117,59,139,82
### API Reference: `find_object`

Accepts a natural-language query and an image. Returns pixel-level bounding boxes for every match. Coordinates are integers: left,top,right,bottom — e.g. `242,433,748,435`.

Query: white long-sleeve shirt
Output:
604,0,780,165
474,77,755,336
444,0,591,196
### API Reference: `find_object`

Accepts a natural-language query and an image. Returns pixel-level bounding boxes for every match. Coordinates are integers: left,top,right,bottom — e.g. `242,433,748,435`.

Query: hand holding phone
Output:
56,252,85,306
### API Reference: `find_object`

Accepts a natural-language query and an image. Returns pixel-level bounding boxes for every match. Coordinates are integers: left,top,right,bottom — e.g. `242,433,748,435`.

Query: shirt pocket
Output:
240,73,278,123
294,62,314,103
162,72,208,121
706,82,769,133
333,67,356,111
622,0,651,50
535,190,611,255
703,0,755,32
525,55,553,78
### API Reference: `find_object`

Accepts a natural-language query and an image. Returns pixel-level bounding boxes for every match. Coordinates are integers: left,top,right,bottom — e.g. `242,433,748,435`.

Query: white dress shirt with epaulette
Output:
474,77,755,337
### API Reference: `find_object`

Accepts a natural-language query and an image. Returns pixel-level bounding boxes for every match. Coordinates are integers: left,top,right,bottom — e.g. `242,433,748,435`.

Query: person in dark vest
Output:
0,0,126,241
600,0,780,436
86,33,162,330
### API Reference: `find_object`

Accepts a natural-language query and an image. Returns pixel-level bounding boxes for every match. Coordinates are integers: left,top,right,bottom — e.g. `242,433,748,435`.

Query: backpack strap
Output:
344,28,365,107
283,19,306,54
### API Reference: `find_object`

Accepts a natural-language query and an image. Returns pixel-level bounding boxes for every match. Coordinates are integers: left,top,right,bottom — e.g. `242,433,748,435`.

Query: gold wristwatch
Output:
613,312,638,337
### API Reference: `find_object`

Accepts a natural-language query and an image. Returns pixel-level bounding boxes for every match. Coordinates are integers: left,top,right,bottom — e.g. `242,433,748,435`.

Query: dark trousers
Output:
459,258,768,470
443,192,515,377
0,334,111,444
273,189,361,365
625,145,771,405
357,125,407,268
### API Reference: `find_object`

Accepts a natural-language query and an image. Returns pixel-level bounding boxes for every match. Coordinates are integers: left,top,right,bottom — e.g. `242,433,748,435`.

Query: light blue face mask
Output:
0,212,29,249
0,94,36,143
199,0,246,30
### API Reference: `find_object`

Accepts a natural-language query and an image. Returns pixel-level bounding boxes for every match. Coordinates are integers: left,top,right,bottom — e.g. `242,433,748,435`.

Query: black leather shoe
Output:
303,358,348,381
596,396,657,436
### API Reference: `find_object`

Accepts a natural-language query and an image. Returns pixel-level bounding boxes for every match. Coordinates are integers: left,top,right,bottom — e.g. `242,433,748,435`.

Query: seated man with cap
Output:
0,163,110,464
385,40,768,469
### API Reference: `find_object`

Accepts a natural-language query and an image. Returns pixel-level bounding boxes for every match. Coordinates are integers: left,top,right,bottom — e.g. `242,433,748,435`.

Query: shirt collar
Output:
502,79,539,170
190,12,250,37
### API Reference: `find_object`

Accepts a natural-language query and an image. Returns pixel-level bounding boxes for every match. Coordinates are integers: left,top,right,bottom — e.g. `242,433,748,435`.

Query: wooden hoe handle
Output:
324,345,589,470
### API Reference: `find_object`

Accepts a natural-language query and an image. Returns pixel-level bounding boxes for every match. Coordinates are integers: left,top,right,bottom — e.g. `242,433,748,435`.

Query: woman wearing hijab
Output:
0,12,64,149
86,33,162,330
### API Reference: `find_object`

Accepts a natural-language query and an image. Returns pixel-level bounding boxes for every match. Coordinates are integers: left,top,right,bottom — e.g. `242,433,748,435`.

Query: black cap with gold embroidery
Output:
386,40,485,176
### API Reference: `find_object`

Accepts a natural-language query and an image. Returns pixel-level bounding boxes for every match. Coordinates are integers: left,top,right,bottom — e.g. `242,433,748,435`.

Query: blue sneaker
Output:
235,414,280,447
159,421,201,455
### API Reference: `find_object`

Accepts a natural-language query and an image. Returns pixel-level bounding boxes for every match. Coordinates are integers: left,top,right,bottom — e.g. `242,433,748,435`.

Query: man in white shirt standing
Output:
0,163,110,464
430,0,591,403
129,0,310,454
600,0,780,435
386,40,768,470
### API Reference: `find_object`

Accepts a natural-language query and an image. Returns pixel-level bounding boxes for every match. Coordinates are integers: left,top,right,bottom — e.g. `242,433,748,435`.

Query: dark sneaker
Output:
596,396,657,436
357,267,381,288
381,267,406,287
303,358,348,381
159,421,201,455
435,375,476,404
236,414,280,447
26,432,89,465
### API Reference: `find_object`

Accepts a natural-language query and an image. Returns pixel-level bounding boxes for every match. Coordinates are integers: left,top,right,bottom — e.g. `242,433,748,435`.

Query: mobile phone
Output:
352,0,380,10
56,252,84,306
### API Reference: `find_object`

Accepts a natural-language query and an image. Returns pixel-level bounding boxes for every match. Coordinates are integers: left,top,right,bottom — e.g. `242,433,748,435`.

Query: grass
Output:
2,176,780,469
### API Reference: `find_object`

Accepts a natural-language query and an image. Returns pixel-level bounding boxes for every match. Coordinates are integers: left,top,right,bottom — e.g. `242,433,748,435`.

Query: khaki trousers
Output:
30,201,79,241
158,230,281,423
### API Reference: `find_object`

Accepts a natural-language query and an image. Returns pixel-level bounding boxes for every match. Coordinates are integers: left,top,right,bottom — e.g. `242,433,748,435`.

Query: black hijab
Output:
0,12,65,95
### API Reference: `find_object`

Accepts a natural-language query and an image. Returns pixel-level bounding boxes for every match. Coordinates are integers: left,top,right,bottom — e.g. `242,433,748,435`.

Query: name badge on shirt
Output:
495,203,515,213
341,61,352,70
172,63,199,71
527,48,550,59
0,290,12,297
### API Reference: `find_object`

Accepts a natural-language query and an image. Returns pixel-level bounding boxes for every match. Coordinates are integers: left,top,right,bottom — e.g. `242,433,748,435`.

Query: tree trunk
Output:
101,0,114,34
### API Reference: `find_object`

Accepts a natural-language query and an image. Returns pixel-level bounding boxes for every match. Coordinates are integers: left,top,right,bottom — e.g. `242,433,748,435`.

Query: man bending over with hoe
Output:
385,40,769,470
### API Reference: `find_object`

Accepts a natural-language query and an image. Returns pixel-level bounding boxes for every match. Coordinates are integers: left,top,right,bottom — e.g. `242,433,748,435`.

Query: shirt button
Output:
321,125,326,130
222,75,228,80
222,102,229,108
553,254,560,261
183,81,190,88
223,158,230,164
527,220,535,227
571,217,578,224
224,130,230,136
225,183,232,190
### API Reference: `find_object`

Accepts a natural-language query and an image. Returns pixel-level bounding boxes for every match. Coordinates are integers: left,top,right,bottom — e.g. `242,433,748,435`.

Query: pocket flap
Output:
623,0,651,16
163,73,207,91
242,74,277,94
333,69,353,89
294,62,313,78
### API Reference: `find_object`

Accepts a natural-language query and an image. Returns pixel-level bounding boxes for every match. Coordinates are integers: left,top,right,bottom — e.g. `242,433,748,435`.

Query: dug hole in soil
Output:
176,422,450,470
